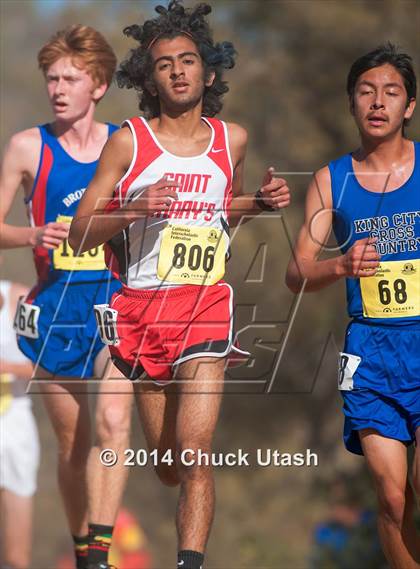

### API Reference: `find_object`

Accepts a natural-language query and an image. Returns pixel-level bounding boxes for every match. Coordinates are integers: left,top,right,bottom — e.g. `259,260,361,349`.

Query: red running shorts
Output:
108,281,249,382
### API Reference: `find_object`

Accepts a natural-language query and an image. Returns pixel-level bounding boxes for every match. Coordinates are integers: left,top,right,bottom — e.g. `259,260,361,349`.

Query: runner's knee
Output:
155,463,180,487
56,429,91,469
377,484,406,529
175,441,213,482
96,401,131,447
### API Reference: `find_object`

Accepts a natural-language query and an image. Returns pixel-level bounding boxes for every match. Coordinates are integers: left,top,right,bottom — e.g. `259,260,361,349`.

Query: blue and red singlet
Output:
16,123,121,378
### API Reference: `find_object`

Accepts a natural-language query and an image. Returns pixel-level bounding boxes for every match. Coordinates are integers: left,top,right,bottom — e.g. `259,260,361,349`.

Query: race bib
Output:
94,304,120,346
157,224,226,285
338,352,361,391
360,259,420,318
13,296,40,339
53,215,106,271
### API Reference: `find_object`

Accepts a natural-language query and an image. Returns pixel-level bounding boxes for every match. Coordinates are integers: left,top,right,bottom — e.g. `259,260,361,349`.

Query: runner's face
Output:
351,63,416,140
149,36,213,113
45,57,103,122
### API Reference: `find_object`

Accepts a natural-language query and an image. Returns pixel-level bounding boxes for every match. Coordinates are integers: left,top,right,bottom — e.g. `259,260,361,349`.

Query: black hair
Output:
347,42,416,126
116,0,236,118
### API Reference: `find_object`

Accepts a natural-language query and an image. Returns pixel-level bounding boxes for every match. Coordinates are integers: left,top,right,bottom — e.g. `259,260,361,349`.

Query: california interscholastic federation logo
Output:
207,229,219,243
402,262,416,275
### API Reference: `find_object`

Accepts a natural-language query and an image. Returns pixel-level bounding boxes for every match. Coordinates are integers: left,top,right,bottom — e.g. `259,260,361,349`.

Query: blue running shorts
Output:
340,321,420,455
17,277,121,378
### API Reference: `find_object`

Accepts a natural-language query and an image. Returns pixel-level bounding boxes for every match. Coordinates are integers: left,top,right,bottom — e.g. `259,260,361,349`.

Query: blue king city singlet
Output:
329,141,420,326
25,123,119,284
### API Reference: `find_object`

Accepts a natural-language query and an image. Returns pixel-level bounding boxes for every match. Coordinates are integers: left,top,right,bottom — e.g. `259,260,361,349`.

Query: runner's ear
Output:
205,69,215,88
92,81,108,104
404,97,416,121
145,79,158,97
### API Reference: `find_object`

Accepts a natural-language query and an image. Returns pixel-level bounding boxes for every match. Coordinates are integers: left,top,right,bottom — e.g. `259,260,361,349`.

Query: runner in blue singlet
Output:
0,26,133,569
287,44,419,569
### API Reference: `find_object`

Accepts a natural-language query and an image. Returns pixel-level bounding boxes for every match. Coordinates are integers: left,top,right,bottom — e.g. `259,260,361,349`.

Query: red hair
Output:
38,25,117,89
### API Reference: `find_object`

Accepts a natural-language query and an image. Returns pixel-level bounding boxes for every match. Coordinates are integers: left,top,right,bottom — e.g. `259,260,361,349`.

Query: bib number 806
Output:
172,243,215,273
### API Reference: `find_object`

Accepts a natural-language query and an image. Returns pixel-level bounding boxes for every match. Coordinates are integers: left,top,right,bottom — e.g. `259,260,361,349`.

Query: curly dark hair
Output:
116,0,236,118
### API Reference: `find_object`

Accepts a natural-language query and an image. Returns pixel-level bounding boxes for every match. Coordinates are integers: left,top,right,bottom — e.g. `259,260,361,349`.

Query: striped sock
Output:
72,534,89,569
87,523,114,566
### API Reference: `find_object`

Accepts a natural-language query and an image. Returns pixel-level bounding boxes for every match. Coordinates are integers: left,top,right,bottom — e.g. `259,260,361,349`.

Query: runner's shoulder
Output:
2,128,41,172
226,123,247,168
5,129,41,170
7,127,41,153
313,164,331,185
107,125,133,150
103,126,134,168
226,122,248,148
305,165,333,209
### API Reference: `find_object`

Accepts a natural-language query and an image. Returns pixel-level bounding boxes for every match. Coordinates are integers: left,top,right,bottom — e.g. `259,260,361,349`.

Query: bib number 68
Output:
94,304,120,346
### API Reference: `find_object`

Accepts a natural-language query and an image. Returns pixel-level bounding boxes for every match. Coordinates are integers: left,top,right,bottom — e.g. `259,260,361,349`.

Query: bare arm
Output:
0,129,69,249
69,127,181,253
286,166,380,293
227,123,291,226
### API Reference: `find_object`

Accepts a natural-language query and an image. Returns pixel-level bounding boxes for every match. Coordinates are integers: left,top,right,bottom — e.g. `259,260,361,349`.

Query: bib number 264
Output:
13,297,40,339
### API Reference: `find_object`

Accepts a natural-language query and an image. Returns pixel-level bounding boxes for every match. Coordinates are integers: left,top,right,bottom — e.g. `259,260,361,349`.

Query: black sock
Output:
177,550,204,569
72,534,89,569
87,523,114,566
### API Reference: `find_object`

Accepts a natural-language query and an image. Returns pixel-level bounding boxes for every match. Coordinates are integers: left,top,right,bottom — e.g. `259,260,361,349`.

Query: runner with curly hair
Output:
71,3,290,567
